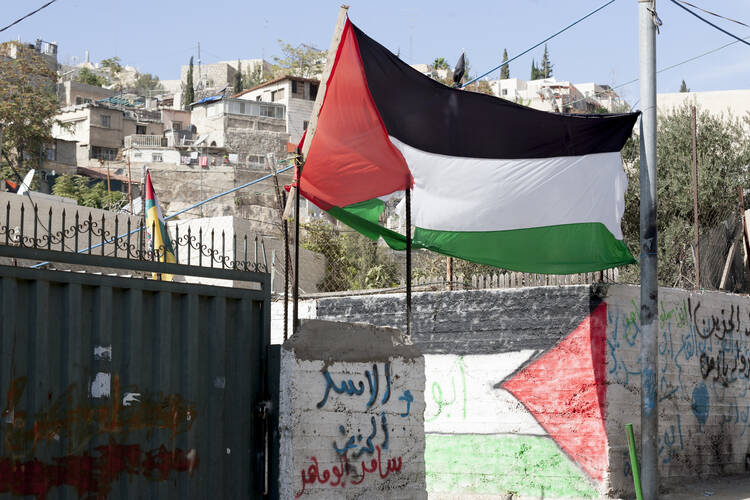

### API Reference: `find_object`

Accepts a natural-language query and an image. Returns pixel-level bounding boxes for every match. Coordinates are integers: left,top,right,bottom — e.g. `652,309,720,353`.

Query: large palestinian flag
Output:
300,17,639,274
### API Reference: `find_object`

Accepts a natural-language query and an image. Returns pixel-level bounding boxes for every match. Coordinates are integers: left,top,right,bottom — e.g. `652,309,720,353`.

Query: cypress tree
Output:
679,80,689,92
530,59,539,80
500,49,510,79
234,59,243,92
184,56,195,109
541,44,553,78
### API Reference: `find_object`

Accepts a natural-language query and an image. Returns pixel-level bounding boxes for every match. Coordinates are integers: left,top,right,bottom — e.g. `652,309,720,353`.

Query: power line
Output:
0,0,59,34
669,0,750,49
674,0,750,29
565,30,750,109
462,0,617,88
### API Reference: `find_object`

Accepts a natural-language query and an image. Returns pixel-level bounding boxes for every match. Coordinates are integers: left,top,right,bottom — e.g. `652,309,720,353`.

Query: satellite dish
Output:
17,169,35,196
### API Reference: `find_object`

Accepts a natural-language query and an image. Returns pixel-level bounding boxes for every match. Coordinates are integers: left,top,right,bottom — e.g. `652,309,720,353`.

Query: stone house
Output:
52,103,164,166
234,75,319,144
57,80,115,107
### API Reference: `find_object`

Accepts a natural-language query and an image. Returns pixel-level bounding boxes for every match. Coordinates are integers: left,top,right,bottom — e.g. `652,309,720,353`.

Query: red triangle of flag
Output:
502,303,608,482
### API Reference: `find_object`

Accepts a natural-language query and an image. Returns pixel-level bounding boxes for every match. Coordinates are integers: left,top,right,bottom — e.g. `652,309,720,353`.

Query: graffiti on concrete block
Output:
295,360,416,497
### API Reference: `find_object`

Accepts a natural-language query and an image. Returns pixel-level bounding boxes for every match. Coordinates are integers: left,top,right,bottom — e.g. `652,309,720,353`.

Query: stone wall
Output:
279,320,426,499
274,285,750,498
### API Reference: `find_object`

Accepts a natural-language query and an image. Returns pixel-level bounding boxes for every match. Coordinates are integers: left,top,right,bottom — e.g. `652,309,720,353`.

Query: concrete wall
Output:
658,89,750,121
59,80,114,107
279,319,426,499
276,285,750,498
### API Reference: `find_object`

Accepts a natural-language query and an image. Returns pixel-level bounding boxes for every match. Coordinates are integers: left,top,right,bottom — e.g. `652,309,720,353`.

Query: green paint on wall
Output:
425,434,598,499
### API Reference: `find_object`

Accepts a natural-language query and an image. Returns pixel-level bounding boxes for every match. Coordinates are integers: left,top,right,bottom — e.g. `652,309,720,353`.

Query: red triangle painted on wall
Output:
501,303,608,482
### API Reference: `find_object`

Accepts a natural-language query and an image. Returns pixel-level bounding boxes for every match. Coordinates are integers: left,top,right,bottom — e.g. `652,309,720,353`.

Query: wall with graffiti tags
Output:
278,319,426,499
605,285,750,496
287,285,750,498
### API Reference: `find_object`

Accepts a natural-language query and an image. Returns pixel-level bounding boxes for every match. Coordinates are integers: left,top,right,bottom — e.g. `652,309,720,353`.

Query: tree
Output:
234,59,243,93
530,59,540,80
184,56,195,108
272,41,326,78
134,72,162,95
620,104,750,288
0,42,60,170
100,56,122,78
302,219,401,291
464,79,495,96
540,44,553,78
432,57,450,70
243,64,266,89
500,49,510,79
679,79,690,93
52,174,126,209
76,67,108,87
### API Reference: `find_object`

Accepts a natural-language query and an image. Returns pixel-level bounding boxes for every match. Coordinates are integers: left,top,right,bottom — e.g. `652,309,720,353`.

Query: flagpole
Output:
405,187,412,338
293,160,301,334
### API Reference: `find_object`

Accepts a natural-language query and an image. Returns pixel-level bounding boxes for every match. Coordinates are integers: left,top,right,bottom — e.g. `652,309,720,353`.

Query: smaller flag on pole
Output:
145,170,176,280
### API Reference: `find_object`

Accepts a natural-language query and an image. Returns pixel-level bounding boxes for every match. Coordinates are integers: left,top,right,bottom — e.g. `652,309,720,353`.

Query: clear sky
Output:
4,0,750,107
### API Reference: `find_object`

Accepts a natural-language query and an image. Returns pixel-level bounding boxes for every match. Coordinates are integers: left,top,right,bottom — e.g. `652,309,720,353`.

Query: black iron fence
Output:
0,201,269,275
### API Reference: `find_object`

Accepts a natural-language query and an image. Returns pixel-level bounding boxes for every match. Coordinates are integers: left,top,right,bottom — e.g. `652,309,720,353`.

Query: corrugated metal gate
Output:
0,243,273,498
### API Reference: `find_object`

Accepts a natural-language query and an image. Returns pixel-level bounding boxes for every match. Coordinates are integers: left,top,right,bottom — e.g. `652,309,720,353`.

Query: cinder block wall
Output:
274,285,750,498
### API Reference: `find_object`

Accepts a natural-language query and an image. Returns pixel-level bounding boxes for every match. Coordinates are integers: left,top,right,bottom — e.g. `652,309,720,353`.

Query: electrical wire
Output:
0,0,59,33
674,0,750,29
461,0,617,88
564,30,750,110
669,0,750,49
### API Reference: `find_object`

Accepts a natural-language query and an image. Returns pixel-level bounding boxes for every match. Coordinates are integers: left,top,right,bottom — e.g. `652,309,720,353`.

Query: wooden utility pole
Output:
446,257,454,290
691,106,700,288
739,186,750,274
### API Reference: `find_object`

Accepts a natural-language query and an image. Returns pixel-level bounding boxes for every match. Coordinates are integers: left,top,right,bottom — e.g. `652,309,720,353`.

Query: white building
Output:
488,77,626,113
233,75,319,144
657,89,750,120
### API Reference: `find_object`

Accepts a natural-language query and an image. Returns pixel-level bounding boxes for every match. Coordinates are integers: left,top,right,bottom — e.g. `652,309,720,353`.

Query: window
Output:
172,121,182,131
239,102,246,114
100,115,111,128
248,155,264,165
151,153,163,162
303,121,309,131
136,124,147,135
91,146,117,161
75,96,83,105
133,152,142,159
271,88,284,101
309,83,318,100
291,81,298,94
502,89,508,96
45,144,56,161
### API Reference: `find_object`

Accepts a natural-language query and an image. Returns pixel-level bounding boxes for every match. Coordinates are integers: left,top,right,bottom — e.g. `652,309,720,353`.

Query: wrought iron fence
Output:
0,201,268,274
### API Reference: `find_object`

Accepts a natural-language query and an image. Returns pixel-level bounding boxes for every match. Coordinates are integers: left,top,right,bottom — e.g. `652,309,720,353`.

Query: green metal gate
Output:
0,229,274,498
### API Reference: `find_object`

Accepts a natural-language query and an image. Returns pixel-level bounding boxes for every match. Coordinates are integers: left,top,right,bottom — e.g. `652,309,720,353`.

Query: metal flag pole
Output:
638,0,659,498
293,160,301,334
405,187,412,337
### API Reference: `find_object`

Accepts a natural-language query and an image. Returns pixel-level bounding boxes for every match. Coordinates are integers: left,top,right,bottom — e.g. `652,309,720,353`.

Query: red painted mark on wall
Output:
0,443,198,500
1,375,196,457
502,302,608,482
295,445,402,498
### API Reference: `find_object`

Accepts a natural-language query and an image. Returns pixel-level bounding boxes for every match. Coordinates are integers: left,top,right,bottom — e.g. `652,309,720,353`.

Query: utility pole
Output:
691,106,700,288
638,1,658,498
127,151,134,214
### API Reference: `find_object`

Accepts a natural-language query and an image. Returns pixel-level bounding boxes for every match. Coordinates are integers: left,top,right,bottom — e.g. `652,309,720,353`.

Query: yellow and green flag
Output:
145,170,176,280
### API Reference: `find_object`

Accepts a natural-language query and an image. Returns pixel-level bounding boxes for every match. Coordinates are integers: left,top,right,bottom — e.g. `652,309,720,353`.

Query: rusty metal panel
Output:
0,265,269,499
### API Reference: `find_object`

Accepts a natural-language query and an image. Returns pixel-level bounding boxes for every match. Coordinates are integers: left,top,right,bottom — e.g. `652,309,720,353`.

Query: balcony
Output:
124,135,166,149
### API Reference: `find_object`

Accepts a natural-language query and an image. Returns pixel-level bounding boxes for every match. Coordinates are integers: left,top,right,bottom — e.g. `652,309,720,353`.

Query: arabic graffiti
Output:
295,446,402,498
296,360,416,496
425,356,467,423
608,292,750,475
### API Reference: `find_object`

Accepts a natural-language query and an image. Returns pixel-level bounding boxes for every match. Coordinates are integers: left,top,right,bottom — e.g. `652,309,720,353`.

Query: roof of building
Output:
232,75,320,98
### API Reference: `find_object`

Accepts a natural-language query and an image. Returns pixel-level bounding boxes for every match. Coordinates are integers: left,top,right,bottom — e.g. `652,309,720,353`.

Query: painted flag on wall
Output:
145,170,176,280
299,17,640,274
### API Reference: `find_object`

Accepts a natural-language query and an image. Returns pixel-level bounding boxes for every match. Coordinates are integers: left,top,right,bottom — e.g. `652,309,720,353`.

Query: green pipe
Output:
626,423,644,500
